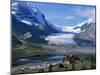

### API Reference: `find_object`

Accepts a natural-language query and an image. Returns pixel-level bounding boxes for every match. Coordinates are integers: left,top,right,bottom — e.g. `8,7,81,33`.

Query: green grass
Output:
12,59,96,74
12,42,45,58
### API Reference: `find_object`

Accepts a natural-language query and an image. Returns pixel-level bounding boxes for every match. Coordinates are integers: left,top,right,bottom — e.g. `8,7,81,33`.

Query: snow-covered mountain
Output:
61,18,95,34
12,1,96,47
74,18,95,32
45,18,96,46
12,2,59,44
74,19,96,46
12,2,46,26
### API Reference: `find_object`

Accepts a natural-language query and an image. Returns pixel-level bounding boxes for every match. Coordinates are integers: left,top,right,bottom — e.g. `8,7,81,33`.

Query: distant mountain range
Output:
74,19,96,46
12,2,96,48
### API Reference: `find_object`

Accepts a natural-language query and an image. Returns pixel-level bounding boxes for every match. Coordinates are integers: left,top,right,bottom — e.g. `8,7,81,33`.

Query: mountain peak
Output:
12,2,47,25
60,18,95,34
12,2,39,15
76,18,94,28
86,18,94,24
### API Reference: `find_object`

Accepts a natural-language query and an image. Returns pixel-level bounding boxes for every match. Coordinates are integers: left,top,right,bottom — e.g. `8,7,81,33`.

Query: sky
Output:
32,2,96,26
15,1,95,26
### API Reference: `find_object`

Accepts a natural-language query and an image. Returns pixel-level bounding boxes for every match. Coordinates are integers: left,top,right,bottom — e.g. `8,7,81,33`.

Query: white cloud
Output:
75,7,95,20
65,16,75,20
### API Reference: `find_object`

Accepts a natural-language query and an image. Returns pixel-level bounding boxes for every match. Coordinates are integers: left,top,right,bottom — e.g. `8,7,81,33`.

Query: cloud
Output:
75,7,95,20
65,16,75,20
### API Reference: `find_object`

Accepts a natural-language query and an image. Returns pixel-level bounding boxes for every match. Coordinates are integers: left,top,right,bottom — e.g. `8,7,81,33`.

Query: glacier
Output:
12,1,96,49
45,33,77,45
